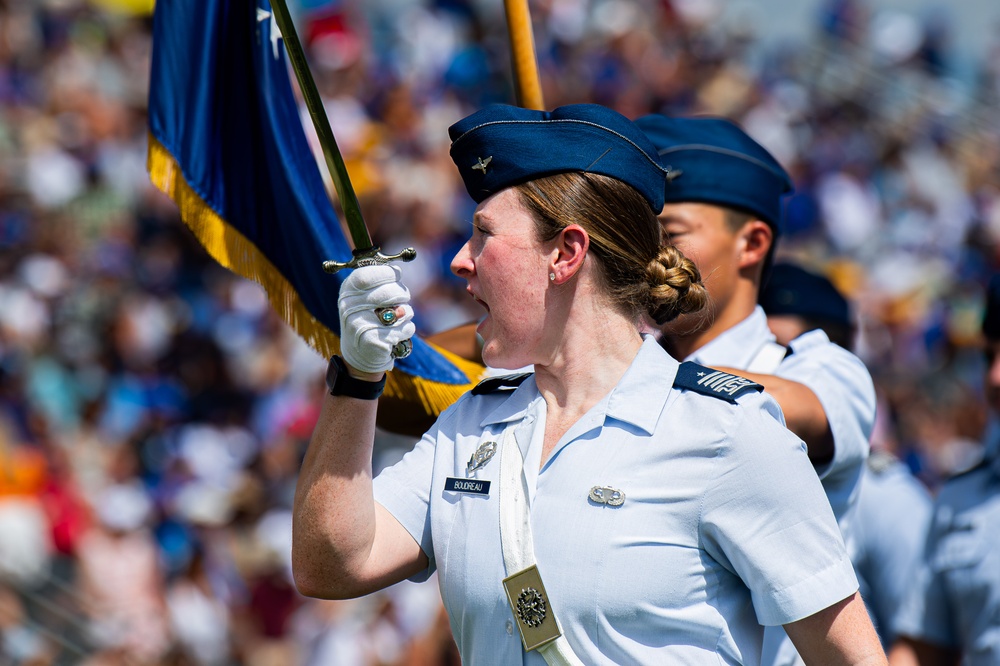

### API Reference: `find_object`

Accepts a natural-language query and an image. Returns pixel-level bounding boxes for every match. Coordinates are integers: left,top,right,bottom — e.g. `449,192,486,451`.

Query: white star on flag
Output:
256,7,282,59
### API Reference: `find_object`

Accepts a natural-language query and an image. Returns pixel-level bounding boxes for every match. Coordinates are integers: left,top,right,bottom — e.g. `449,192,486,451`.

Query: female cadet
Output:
292,104,886,665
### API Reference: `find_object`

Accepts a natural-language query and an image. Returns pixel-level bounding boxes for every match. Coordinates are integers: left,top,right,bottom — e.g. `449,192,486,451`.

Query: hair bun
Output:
646,246,708,325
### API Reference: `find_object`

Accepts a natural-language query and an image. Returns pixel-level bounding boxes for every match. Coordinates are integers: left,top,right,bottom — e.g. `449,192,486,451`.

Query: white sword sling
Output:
498,420,584,666
746,341,787,374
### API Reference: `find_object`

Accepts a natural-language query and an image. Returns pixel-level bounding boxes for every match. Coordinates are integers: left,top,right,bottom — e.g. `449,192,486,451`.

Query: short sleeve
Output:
700,392,859,626
778,331,876,483
777,332,876,533
372,417,448,582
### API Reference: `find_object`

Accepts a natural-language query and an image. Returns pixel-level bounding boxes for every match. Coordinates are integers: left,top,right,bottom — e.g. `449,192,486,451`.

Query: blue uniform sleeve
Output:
699,392,860,626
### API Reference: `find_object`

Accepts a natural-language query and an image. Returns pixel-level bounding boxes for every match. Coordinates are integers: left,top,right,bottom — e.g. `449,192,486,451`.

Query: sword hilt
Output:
322,246,417,273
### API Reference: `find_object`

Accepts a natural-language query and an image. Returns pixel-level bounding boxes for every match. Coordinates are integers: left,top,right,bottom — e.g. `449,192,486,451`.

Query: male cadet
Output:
761,262,933,651
888,275,1000,666
634,114,877,666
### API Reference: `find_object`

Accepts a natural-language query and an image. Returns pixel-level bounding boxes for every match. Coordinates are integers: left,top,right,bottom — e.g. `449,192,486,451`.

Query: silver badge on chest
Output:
589,485,625,506
466,440,498,474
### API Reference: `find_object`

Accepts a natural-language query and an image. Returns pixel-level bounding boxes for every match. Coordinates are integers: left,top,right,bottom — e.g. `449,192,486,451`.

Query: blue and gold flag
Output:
147,0,483,416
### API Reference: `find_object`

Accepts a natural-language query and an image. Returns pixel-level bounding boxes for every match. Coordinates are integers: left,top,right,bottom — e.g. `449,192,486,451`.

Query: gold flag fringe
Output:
147,133,485,416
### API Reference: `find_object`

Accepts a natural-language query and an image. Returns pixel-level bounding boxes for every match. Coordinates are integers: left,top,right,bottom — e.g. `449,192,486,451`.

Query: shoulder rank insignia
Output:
673,362,763,404
472,372,532,395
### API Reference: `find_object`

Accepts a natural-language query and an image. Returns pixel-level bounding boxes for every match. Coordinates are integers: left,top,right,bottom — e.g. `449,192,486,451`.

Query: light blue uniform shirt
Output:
686,307,876,665
686,307,876,535
853,452,933,648
895,436,1000,665
374,338,858,665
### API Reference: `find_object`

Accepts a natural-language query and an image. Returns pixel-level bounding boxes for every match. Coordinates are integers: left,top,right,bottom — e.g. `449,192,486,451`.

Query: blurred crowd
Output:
0,0,998,663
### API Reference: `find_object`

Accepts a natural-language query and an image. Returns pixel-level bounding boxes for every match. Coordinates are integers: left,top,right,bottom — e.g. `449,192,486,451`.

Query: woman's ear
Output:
550,224,589,284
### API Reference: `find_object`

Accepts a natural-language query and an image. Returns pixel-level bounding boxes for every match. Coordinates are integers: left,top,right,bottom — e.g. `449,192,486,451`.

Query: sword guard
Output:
322,246,417,273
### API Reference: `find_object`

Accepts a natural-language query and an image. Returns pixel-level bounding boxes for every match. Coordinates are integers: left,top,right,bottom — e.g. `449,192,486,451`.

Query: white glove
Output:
338,264,416,374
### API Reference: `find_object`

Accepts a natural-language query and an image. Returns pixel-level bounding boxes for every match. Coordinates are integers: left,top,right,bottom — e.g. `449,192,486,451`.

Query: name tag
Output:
444,477,491,496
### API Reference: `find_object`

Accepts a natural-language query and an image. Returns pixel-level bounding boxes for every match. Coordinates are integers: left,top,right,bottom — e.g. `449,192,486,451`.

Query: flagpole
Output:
502,0,545,110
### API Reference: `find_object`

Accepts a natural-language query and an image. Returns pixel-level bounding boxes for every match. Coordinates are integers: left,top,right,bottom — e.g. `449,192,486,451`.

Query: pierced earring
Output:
549,272,556,281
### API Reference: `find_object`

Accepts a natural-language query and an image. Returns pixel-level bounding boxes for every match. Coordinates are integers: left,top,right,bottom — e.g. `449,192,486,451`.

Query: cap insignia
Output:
472,156,492,174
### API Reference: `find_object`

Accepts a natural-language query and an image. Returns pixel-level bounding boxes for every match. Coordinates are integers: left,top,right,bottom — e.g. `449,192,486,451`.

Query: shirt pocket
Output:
930,520,990,612
932,526,985,572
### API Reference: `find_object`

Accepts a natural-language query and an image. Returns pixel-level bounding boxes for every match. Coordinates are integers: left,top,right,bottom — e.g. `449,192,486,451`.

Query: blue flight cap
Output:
449,104,668,213
633,114,793,231
982,274,1000,340
759,262,850,328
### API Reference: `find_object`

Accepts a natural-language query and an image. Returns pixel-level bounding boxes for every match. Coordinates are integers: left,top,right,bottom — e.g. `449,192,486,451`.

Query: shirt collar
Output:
605,336,678,435
478,374,542,430
478,337,676,437
787,327,830,352
687,305,775,367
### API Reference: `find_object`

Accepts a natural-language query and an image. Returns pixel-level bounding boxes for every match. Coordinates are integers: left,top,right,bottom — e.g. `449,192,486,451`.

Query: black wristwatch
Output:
325,355,386,400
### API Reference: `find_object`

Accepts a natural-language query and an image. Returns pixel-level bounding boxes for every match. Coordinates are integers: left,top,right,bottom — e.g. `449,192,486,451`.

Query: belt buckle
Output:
502,564,562,651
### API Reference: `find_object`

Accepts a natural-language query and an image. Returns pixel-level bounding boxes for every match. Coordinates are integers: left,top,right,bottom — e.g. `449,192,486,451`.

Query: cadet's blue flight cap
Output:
760,262,850,328
634,114,794,231
449,104,668,213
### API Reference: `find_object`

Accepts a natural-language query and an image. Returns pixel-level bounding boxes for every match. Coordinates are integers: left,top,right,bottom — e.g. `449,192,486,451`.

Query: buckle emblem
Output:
516,587,547,628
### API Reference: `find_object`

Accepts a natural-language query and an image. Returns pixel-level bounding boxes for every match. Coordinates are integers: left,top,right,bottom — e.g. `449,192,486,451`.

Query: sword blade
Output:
269,0,372,252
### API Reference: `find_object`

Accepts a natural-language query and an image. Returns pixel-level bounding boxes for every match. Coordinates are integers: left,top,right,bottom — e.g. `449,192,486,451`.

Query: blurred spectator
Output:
889,273,1000,664
0,416,53,590
75,481,170,663
0,583,57,665
165,546,231,666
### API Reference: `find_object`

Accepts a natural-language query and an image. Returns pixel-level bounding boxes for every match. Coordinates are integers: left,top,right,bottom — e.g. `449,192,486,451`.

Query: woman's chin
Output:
481,345,521,372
